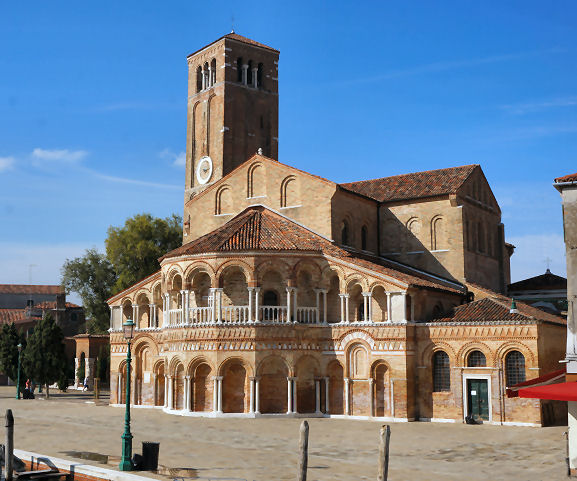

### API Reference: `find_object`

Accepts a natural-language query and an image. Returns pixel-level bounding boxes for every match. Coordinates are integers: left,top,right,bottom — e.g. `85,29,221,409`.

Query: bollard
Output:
6,409,14,481
297,420,309,481
377,424,391,481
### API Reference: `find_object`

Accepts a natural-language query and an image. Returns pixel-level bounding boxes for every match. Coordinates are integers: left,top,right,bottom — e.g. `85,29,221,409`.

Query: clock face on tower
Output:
196,156,213,185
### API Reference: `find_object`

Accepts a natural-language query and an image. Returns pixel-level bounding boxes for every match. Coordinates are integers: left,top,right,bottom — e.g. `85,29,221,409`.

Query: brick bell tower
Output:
184,32,279,202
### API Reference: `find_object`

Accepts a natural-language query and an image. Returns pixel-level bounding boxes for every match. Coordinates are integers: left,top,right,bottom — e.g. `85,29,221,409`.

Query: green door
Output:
467,379,489,421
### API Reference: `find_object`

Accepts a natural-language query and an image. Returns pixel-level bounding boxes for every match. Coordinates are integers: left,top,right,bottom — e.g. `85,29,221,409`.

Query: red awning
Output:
518,382,577,401
506,368,565,398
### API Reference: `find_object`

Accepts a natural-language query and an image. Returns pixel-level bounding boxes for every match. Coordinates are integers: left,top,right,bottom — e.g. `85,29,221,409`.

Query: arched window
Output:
361,225,368,250
431,216,446,250
357,303,364,321
236,57,243,82
196,66,202,93
505,351,526,386
432,303,443,319
263,290,278,305
210,58,216,86
247,60,253,86
341,220,350,246
257,62,263,88
467,350,486,367
433,351,450,392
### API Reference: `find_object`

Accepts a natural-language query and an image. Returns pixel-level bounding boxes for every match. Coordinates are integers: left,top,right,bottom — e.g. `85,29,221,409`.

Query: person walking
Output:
83,377,89,391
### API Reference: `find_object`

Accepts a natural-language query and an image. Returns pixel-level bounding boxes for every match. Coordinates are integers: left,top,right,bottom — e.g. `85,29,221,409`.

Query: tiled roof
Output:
187,32,278,57
434,296,566,325
0,308,41,325
508,270,567,292
35,301,81,309
0,284,64,295
340,165,478,203
161,206,465,294
555,173,577,183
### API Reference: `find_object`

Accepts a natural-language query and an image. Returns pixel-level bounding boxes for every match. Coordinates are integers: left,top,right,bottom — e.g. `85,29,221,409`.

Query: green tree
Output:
61,248,117,334
106,213,182,292
0,323,27,392
22,313,68,398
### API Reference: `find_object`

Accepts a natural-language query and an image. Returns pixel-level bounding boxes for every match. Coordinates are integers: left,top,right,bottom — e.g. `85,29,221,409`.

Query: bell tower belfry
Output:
184,33,279,202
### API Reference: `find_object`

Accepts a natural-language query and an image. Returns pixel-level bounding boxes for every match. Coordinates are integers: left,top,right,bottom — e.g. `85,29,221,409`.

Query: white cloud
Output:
159,148,186,167
0,156,15,173
508,233,566,282
501,96,577,115
32,148,88,163
85,168,180,190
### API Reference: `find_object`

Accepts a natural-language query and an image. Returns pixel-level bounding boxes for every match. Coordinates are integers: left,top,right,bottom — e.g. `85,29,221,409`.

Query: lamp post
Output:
16,343,22,400
119,319,135,471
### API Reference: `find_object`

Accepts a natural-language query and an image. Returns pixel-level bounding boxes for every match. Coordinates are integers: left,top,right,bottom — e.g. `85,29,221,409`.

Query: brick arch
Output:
215,184,233,215
370,359,392,378
495,341,535,367
294,354,321,377
184,262,216,288
320,264,345,290
168,356,185,376
165,265,184,290
216,259,254,285
132,335,159,357
345,274,369,292
420,341,457,366
280,175,298,208
338,329,376,351
217,356,254,377
256,354,290,376
291,259,322,284
152,359,166,374
255,259,292,284
247,161,265,198
345,340,371,378
186,356,215,377
456,341,495,367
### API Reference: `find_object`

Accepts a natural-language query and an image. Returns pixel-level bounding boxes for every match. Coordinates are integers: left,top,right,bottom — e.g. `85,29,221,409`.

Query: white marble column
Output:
254,287,261,322
293,289,298,323
368,378,374,417
339,294,345,323
202,67,207,90
252,67,258,88
190,377,195,412
255,377,261,414
217,376,223,413
287,377,293,414
148,304,155,328
344,378,350,415
286,288,293,323
208,65,213,87
292,377,298,413
132,305,139,325
117,373,122,404
345,294,350,323
322,290,328,324
248,287,254,322
184,376,191,411
386,292,392,322
163,374,168,408
315,289,321,323
152,373,157,405
217,288,223,323
401,292,408,322
240,64,248,85
212,376,218,412
362,292,369,322
315,379,321,414
324,377,330,414
249,377,255,413
167,375,174,410
369,292,373,322
210,288,216,323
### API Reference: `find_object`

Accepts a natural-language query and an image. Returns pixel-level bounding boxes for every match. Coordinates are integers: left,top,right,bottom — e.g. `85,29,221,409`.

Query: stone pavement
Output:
0,386,569,480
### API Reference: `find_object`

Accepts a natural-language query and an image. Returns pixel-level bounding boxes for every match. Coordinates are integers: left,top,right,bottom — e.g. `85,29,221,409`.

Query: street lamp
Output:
16,343,22,400
119,319,135,471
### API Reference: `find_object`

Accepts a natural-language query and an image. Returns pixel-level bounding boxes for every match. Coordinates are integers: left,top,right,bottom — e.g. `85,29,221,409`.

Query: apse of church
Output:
108,33,566,427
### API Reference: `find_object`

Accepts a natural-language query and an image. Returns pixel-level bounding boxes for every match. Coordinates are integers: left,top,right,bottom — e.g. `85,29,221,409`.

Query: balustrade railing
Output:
189,306,212,324
297,307,318,324
222,306,250,323
258,306,289,323
168,309,182,325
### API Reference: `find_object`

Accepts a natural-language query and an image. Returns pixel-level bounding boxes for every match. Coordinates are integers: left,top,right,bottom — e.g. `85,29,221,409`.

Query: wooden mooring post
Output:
6,409,14,481
377,424,391,481
297,420,309,481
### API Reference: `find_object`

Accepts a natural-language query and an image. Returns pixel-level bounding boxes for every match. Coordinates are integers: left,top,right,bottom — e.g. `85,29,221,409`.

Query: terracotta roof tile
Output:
434,296,566,325
555,173,577,183
340,165,478,203
35,301,81,309
0,308,41,325
0,284,64,295
161,206,465,294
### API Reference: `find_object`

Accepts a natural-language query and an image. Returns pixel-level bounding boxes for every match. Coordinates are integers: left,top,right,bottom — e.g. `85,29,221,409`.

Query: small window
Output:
247,60,253,86
467,350,486,367
361,226,368,250
505,350,526,386
341,220,350,246
263,290,278,306
433,350,450,392
210,58,216,85
196,66,202,92
257,62,263,87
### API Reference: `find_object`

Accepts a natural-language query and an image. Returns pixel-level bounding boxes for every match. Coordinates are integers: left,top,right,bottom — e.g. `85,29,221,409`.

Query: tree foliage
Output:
106,213,182,293
0,323,26,388
22,313,67,398
61,248,117,334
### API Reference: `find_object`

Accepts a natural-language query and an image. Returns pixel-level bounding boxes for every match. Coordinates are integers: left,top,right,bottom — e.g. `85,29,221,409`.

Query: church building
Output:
107,33,566,426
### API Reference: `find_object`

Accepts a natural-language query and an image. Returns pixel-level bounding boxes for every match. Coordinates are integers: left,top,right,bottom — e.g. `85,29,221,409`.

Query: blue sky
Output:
1,1,575,303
